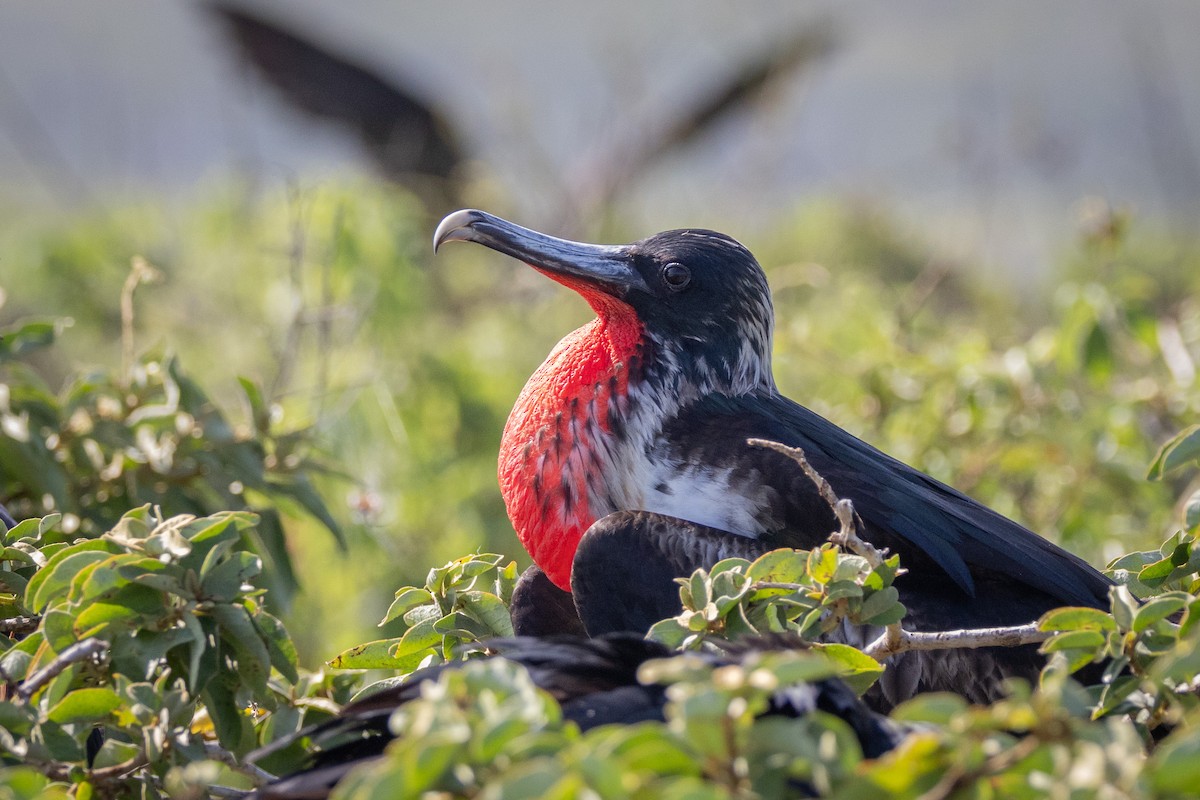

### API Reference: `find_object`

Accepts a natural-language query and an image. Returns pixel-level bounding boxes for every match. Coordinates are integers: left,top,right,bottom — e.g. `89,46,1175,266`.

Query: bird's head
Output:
434,209,776,397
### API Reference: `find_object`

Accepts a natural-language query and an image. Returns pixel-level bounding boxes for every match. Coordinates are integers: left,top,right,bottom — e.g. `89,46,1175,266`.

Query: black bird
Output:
207,1,465,208
433,209,1114,706
0,501,15,531
252,634,905,799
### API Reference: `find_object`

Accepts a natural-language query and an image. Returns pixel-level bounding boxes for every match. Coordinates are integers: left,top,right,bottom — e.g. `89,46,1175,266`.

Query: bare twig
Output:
209,787,254,799
916,732,1042,800
0,615,40,636
267,182,309,403
748,437,904,651
120,256,161,389
866,621,1048,661
747,438,1046,660
203,742,277,786
16,637,108,701
746,438,888,565
42,753,150,783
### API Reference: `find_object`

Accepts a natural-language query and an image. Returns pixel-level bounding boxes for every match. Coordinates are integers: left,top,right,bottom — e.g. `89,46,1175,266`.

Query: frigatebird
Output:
252,634,905,799
433,209,1114,706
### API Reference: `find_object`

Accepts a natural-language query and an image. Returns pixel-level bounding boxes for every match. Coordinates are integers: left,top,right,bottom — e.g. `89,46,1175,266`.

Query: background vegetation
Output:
1,184,1199,797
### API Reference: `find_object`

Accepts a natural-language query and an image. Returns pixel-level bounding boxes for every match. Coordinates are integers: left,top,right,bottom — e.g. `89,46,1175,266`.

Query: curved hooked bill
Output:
433,209,650,297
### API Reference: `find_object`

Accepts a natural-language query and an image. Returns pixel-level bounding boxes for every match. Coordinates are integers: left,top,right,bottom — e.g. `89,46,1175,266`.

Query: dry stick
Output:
0,615,40,636
916,732,1043,800
866,622,1048,660
120,256,161,390
746,438,1051,660
209,787,253,799
42,753,150,783
204,742,277,786
16,637,109,701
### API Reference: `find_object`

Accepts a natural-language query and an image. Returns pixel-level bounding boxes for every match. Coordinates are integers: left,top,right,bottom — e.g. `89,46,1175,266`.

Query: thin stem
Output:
747,437,904,647
16,638,108,701
865,622,1048,660
0,615,40,636
203,742,277,786
120,256,160,389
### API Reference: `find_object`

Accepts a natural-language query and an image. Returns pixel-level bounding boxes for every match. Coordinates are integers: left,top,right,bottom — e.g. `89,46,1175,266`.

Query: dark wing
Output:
571,511,774,636
207,2,464,186
510,565,588,637
252,634,903,799
661,393,1112,608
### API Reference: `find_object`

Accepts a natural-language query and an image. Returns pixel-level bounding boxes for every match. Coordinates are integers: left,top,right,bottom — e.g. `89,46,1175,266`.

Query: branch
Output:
16,638,108,701
865,621,1048,660
746,438,888,566
120,256,161,389
204,742,277,786
748,437,903,651
0,615,41,636
745,439,1050,660
41,753,149,783
210,788,253,799
916,731,1042,800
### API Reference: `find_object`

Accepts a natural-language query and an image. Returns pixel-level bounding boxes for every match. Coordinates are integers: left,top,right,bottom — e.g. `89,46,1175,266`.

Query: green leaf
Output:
860,601,906,627
73,597,144,638
1185,490,1200,534
647,618,691,649
267,474,346,550
890,692,969,724
202,667,251,753
177,513,257,575
459,591,515,637
688,571,710,610
110,626,196,680
390,616,445,665
181,610,208,692
1039,606,1117,633
746,549,808,584
1148,424,1200,480
254,610,300,684
807,545,838,584
0,320,58,360
1133,594,1187,632
0,568,29,598
1150,727,1200,794
4,518,44,542
1042,629,1107,652
1109,585,1138,631
24,542,120,613
0,632,40,682
380,587,435,626
811,643,883,694
46,687,121,724
858,586,900,623
200,552,262,602
328,637,407,670
212,602,272,698
42,607,79,652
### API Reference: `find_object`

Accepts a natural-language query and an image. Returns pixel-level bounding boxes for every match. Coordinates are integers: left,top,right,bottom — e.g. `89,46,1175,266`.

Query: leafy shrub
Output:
3,187,1200,796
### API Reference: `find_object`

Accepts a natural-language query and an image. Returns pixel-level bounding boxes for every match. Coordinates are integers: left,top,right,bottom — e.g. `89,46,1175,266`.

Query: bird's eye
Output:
662,262,691,291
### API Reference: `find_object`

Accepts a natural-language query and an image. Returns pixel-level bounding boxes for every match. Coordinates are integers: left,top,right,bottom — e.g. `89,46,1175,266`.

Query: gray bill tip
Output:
433,208,490,252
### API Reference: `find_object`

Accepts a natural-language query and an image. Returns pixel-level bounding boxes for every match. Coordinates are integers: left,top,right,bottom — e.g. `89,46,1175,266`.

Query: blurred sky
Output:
0,1,1198,281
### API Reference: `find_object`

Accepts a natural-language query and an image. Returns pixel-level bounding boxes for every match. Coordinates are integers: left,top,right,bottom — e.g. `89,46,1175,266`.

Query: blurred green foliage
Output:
2,182,1198,665
0,509,360,797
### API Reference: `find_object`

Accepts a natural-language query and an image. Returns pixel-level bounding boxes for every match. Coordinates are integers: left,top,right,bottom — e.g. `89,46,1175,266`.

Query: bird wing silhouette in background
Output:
206,1,465,208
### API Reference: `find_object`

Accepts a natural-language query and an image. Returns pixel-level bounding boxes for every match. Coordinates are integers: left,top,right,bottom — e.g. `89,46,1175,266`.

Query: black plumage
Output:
435,209,1116,705
252,634,905,799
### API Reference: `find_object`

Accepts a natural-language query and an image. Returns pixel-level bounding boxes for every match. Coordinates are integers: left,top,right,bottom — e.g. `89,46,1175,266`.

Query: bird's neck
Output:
499,306,647,591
